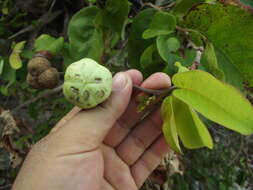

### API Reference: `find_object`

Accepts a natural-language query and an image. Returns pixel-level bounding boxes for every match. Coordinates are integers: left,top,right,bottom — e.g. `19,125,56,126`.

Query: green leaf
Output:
201,42,224,80
140,45,155,69
173,0,205,16
0,59,4,75
157,35,180,62
128,8,157,68
184,3,253,86
67,6,103,63
161,96,181,153
95,0,130,36
9,41,26,70
0,62,16,96
175,62,189,73
172,70,253,135
142,11,176,39
34,34,64,55
215,48,244,90
172,96,213,149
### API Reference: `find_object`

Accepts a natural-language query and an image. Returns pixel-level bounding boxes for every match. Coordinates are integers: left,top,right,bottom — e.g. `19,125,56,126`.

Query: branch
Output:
143,2,176,10
11,84,175,114
184,40,204,70
12,85,63,113
190,47,204,70
133,84,175,95
133,85,177,113
9,10,62,40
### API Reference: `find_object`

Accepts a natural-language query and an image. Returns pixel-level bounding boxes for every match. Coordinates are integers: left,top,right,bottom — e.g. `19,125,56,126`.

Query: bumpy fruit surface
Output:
63,58,113,109
28,57,51,77
26,73,41,89
38,67,59,89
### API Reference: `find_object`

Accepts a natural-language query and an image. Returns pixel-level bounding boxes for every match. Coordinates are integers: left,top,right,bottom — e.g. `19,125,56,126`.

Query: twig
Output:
12,85,63,113
134,85,177,114
9,10,62,40
133,84,174,95
190,46,204,70
176,26,208,41
144,2,175,10
143,2,162,10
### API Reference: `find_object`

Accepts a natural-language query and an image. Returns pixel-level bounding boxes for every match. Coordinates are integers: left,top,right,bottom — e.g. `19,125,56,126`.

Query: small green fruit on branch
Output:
63,58,113,109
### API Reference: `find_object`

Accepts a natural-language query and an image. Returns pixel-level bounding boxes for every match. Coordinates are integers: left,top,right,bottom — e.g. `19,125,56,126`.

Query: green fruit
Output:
63,58,112,109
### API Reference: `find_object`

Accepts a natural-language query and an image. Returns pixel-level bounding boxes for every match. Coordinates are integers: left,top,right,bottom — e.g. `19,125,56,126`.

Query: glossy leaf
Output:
172,70,253,135
67,6,103,63
172,96,213,149
34,34,64,55
161,96,181,153
142,11,176,39
9,41,26,70
202,42,224,80
184,4,253,85
157,35,180,62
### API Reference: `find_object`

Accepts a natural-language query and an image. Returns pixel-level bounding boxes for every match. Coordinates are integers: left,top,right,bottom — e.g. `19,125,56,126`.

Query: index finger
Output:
104,72,171,147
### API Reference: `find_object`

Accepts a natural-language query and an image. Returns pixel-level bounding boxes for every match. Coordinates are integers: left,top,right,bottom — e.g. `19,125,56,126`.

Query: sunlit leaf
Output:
9,41,26,70
173,70,253,135
161,96,181,153
172,96,213,149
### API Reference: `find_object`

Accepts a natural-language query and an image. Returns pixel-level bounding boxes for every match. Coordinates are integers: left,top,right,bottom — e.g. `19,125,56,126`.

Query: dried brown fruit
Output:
38,68,59,89
27,57,51,77
26,74,42,89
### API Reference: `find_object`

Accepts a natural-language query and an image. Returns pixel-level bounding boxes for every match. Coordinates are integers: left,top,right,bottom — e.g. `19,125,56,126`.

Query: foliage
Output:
1,0,253,188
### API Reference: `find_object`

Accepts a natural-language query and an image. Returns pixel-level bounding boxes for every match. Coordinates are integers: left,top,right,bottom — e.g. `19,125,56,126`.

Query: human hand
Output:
12,70,171,190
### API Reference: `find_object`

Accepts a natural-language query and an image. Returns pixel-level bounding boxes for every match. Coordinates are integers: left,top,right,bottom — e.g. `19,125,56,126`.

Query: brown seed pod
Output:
38,68,59,89
26,73,42,89
28,57,51,77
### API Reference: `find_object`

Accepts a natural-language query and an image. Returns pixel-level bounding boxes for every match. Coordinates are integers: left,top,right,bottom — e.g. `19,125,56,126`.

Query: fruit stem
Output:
133,85,176,95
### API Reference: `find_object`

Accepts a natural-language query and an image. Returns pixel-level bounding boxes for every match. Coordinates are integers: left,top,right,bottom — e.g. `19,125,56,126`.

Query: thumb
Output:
53,72,133,151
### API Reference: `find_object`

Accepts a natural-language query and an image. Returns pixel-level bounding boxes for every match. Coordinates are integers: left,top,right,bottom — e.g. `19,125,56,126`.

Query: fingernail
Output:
112,73,127,91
